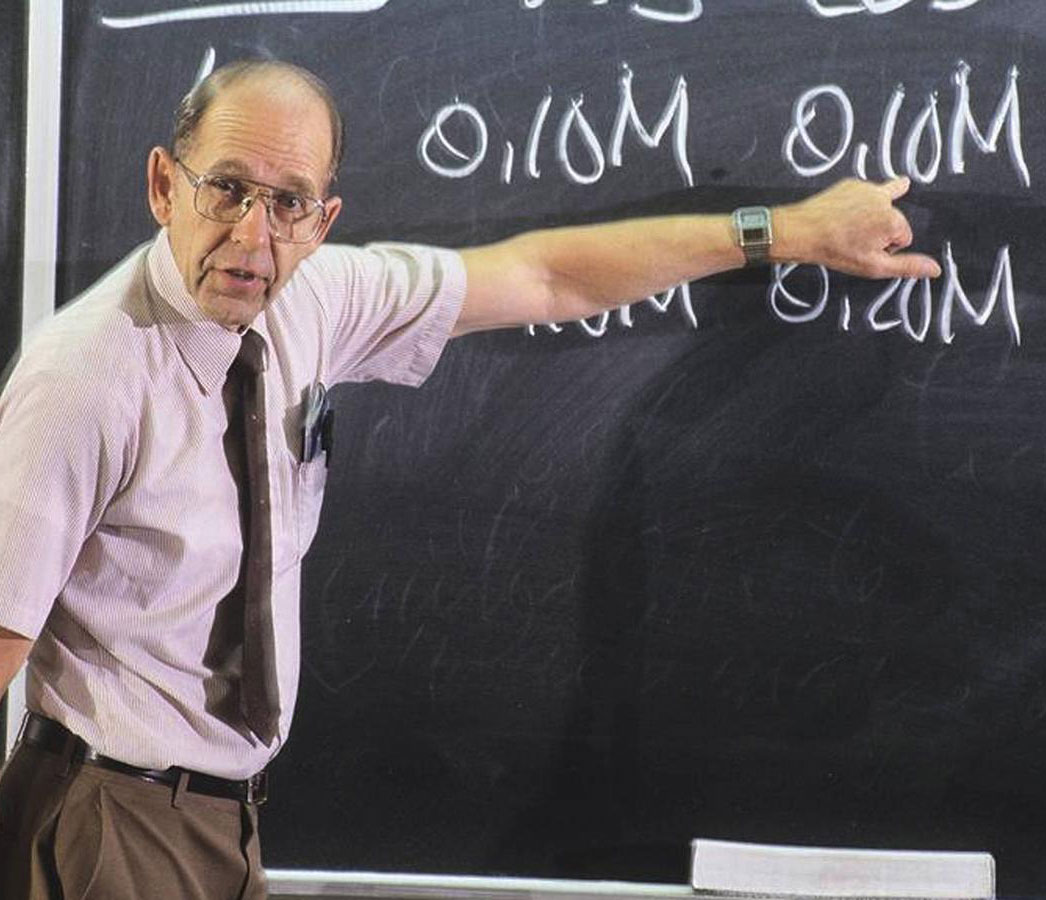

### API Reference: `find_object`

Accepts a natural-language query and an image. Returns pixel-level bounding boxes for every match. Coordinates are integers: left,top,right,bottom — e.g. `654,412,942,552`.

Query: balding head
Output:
148,59,344,330
172,60,344,190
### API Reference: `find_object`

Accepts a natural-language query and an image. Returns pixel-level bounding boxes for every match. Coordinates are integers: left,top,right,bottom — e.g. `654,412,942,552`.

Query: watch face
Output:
744,211,769,237
737,208,771,245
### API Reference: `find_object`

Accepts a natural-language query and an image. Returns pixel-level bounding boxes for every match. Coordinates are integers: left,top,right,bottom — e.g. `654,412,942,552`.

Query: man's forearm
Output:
455,177,941,336
458,212,739,334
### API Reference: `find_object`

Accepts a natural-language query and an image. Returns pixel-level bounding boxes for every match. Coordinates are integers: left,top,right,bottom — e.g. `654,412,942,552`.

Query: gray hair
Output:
171,60,344,189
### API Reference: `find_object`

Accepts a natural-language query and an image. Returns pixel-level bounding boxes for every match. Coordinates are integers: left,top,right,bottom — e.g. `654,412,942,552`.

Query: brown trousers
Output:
0,739,268,900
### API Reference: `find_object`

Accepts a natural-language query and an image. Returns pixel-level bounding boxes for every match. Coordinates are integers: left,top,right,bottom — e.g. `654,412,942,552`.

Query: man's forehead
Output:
192,79,333,195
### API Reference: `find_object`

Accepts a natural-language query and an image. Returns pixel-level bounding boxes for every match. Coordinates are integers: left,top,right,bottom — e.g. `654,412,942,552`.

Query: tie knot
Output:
235,330,266,376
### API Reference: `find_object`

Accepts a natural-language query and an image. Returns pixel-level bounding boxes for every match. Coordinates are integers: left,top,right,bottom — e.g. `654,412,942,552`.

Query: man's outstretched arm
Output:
455,177,940,336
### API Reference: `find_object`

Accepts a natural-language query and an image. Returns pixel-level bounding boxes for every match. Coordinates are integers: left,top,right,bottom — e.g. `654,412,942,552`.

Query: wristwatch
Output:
732,206,773,266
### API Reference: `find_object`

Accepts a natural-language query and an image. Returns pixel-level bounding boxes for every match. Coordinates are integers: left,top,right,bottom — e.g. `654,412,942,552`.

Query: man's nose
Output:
230,194,271,247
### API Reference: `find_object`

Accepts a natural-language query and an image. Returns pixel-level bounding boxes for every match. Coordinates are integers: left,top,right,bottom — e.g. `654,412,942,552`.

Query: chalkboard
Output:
0,4,26,377
60,1,1046,894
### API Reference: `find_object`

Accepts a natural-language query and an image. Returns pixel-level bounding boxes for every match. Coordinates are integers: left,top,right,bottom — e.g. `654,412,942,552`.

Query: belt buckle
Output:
246,770,268,806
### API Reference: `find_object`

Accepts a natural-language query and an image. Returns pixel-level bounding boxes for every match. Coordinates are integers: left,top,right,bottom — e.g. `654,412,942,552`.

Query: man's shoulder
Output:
302,240,457,270
289,240,463,307
292,242,366,293
272,243,374,329
13,244,159,399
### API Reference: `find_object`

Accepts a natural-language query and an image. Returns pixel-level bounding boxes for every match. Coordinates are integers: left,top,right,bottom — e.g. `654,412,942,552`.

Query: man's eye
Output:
209,177,247,201
274,192,306,213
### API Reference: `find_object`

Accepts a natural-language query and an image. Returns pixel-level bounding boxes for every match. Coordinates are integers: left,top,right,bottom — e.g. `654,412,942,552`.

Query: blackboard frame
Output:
0,2,26,373
0,0,29,763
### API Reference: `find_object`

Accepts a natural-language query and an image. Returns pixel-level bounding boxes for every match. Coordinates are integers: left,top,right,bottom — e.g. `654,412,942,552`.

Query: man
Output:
0,60,939,899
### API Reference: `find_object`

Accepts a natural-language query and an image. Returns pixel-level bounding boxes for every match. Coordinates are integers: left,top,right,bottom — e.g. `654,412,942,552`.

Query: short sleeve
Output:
0,367,131,639
297,243,466,387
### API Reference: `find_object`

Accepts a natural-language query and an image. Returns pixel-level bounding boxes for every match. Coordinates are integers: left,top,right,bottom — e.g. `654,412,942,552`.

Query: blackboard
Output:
0,4,26,378
60,1,1046,894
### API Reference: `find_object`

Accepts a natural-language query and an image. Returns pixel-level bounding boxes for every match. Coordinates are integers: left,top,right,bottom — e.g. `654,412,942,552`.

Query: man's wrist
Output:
732,206,773,267
767,204,805,265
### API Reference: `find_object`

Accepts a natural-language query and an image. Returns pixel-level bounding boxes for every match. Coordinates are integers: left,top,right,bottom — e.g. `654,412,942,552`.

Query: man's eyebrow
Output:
206,158,320,198
281,175,321,198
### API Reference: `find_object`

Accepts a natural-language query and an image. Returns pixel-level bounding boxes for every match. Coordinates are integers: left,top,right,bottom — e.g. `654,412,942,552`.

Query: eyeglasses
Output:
175,158,328,244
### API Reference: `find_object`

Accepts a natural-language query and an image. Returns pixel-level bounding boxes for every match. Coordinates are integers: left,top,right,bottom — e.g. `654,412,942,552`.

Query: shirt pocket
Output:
295,458,329,556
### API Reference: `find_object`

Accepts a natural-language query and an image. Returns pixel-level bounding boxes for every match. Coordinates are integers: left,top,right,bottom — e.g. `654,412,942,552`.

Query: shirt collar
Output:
146,229,268,395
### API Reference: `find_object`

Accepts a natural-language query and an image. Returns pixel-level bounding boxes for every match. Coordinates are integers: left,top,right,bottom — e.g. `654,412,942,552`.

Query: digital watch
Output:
732,206,774,267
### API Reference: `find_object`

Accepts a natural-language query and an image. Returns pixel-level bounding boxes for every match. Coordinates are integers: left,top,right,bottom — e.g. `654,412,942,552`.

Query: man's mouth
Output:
224,267,265,284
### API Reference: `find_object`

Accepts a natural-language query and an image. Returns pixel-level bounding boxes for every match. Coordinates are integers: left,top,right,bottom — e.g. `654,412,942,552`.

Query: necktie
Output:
231,330,280,745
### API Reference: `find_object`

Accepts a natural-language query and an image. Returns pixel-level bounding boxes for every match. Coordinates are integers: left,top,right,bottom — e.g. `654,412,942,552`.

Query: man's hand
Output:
774,177,941,280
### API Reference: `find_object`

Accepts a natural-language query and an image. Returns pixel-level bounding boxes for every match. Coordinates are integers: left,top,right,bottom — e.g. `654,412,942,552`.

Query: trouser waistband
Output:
19,712,268,805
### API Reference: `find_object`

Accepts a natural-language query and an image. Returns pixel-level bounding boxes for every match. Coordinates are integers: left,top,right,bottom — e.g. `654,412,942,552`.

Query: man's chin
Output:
198,290,268,332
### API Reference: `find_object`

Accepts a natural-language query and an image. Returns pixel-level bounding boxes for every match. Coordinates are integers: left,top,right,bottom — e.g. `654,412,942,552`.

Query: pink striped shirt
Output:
0,230,465,778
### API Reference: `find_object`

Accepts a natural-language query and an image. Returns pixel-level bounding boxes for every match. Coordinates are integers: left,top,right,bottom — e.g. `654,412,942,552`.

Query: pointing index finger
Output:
881,175,911,202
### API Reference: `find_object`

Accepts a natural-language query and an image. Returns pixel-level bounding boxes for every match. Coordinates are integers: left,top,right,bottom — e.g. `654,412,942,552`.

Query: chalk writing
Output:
417,100,488,179
611,66,692,187
99,0,981,29
784,85,854,178
501,141,515,184
100,0,390,29
526,282,695,338
526,93,553,179
784,62,1029,187
630,0,702,24
951,62,1029,187
558,96,606,185
520,0,703,24
769,245,1021,345
420,65,692,187
193,47,216,87
805,0,983,16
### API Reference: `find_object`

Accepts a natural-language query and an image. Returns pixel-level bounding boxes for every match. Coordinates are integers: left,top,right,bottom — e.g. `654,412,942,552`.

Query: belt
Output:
19,713,268,805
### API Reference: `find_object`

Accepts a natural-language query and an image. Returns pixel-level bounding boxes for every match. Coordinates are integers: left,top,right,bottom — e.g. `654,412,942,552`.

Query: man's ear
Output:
147,147,176,226
311,195,343,247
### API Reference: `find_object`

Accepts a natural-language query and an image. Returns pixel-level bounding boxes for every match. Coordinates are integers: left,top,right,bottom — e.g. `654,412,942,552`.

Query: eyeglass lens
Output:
195,177,323,243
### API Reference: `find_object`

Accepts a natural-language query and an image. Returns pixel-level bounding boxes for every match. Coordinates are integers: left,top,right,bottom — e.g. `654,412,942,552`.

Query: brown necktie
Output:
231,330,280,745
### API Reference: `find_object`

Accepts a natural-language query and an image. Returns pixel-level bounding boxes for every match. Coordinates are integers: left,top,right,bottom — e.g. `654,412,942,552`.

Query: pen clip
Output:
301,381,329,463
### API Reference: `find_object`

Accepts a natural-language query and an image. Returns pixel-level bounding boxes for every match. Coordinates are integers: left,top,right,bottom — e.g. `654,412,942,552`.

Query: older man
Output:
0,59,938,899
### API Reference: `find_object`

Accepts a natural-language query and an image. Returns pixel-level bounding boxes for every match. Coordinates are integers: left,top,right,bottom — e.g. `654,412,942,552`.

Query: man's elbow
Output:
0,625,33,697
458,237,558,335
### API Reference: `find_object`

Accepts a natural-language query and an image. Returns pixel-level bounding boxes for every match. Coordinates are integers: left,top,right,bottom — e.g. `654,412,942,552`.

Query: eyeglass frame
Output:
174,157,331,245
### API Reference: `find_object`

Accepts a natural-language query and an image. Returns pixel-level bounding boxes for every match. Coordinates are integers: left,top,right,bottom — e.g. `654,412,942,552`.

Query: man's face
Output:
147,76,342,330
